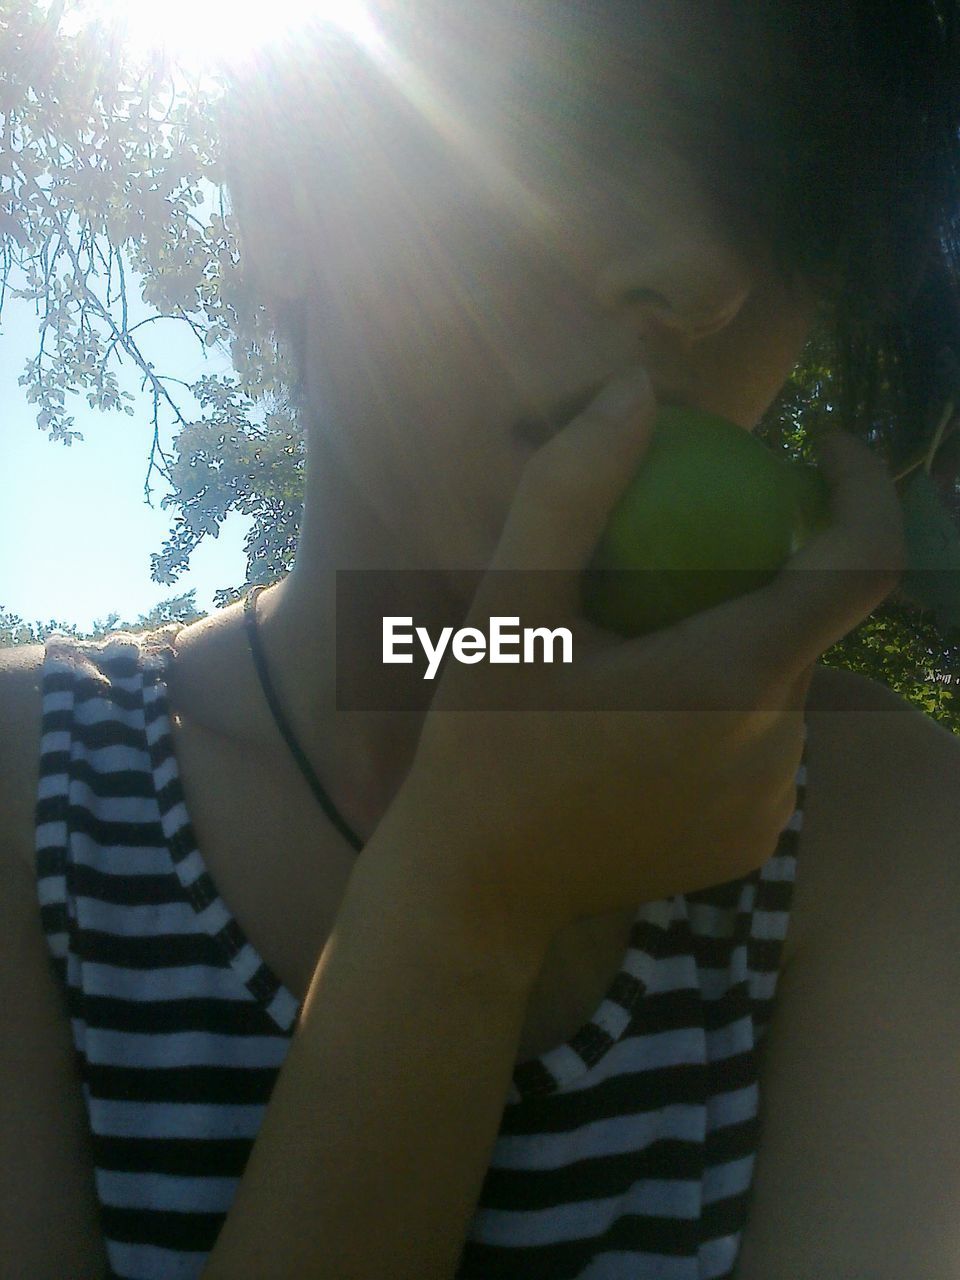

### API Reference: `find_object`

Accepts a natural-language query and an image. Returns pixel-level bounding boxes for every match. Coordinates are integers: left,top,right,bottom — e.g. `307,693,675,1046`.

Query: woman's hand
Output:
392,366,906,947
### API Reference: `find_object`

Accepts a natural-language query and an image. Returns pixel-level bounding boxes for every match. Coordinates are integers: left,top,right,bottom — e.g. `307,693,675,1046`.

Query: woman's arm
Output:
201,791,549,1280
735,686,960,1279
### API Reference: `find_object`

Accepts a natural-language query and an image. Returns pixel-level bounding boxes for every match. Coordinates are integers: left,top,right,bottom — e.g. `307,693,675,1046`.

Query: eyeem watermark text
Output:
383,616,573,680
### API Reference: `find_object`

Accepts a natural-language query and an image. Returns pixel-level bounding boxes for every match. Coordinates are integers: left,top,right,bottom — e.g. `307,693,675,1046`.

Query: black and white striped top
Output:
34,628,806,1280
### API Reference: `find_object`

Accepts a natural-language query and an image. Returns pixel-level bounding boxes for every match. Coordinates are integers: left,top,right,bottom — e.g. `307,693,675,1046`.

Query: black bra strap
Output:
243,585,364,853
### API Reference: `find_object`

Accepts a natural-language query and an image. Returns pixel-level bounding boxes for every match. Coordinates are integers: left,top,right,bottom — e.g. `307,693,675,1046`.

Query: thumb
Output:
468,365,657,627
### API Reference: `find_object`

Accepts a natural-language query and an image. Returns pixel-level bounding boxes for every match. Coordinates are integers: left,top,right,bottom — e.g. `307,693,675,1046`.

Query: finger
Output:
704,428,905,689
466,366,657,629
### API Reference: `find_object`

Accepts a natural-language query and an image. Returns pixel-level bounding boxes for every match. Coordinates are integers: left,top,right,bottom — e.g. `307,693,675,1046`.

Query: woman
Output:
2,3,958,1277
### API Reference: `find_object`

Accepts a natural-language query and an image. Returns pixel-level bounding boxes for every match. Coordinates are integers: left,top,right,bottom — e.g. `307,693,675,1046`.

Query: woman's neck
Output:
168,433,473,836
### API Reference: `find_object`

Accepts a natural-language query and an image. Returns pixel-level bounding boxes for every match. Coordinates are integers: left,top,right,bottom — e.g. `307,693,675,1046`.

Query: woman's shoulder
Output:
0,629,180,877
806,660,960,833
806,661,960,764
737,664,960,1278
784,661,958,963
795,655,957,916
808,660,916,711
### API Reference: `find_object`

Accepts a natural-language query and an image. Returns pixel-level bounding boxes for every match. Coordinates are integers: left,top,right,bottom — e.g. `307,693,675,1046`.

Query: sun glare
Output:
70,0,383,70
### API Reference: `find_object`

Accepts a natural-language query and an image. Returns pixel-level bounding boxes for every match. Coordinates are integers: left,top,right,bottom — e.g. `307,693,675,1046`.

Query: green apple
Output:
581,404,832,638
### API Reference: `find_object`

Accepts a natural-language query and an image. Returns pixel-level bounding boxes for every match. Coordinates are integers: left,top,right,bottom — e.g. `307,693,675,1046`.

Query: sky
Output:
0,267,254,635
0,0,318,637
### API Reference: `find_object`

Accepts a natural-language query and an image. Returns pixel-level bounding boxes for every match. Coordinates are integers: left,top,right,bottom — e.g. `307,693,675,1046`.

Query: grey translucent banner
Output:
333,568,944,712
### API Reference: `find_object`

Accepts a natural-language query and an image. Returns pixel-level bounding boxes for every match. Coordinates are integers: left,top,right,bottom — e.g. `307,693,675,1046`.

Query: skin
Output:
172,10,823,836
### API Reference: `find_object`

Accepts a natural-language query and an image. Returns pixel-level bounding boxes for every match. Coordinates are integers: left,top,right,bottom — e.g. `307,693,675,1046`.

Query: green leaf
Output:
898,470,960,633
